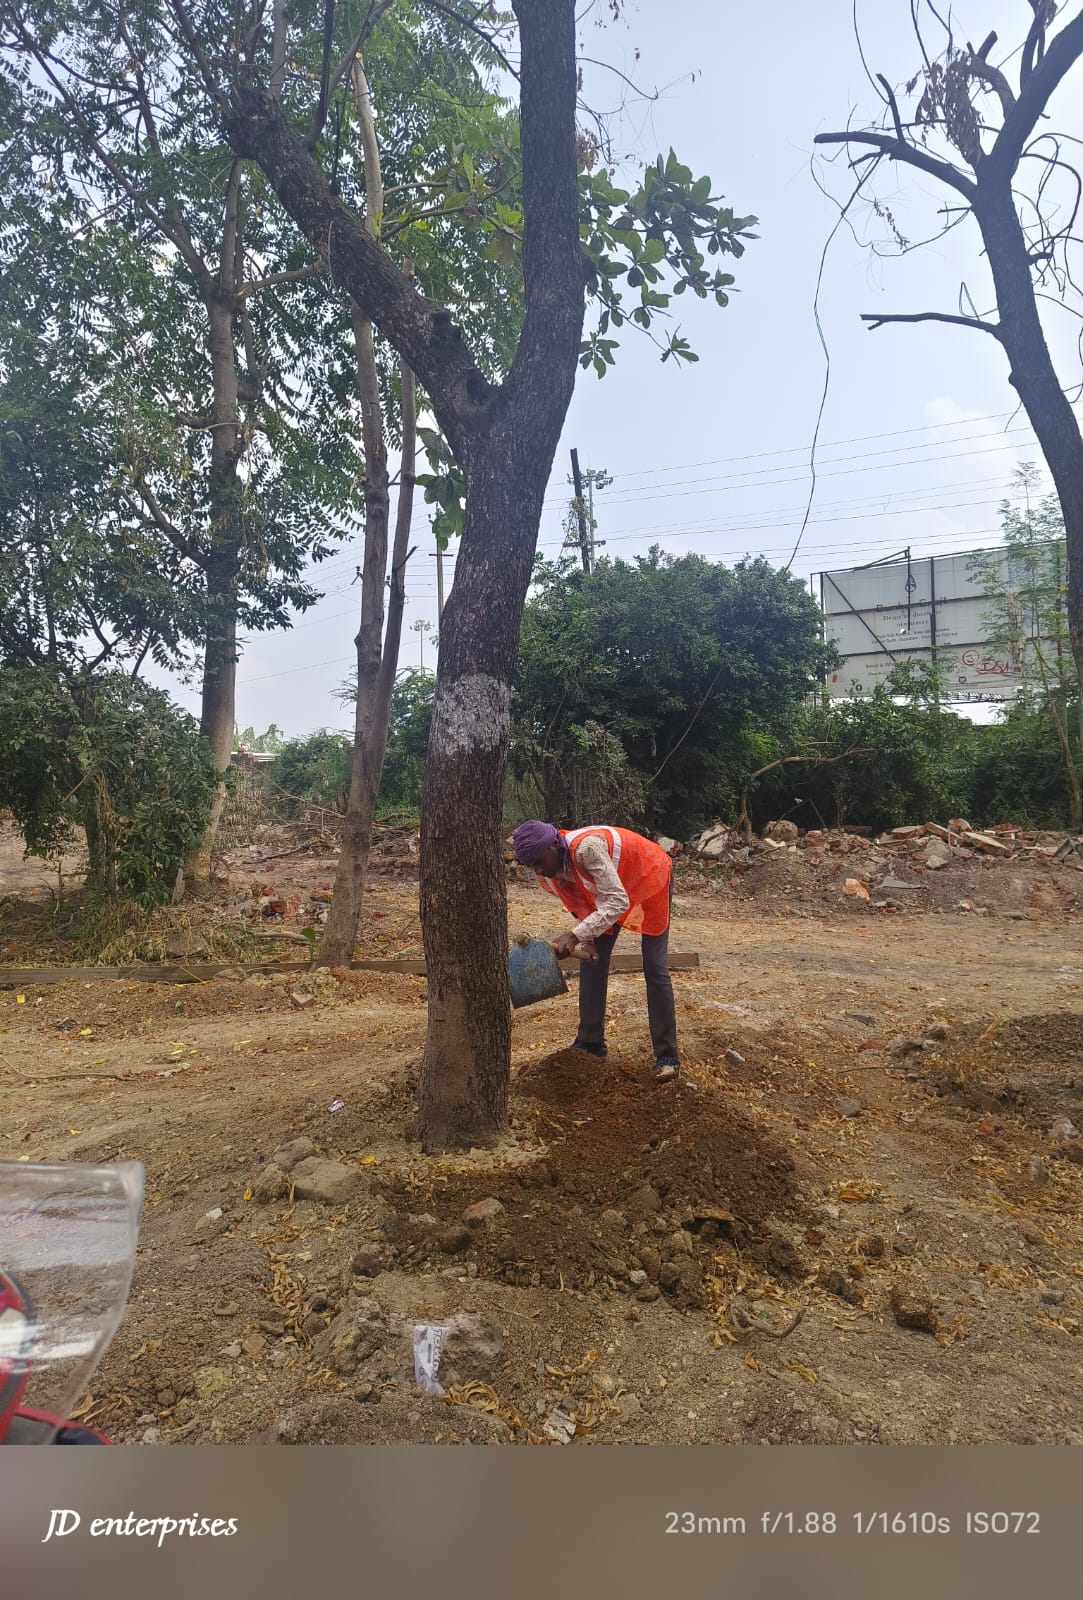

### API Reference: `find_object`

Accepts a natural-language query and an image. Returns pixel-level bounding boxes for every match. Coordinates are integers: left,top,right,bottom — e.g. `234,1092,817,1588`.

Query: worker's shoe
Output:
652,1054,680,1083
571,1038,608,1058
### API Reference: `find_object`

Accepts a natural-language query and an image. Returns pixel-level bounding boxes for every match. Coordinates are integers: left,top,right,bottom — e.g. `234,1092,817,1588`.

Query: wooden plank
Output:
0,951,700,987
564,952,700,973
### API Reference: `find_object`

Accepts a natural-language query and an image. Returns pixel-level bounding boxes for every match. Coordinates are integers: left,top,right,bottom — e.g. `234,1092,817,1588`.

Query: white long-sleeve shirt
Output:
546,834,630,943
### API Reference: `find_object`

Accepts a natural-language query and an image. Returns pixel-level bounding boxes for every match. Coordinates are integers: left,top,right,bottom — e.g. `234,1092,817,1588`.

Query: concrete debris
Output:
922,841,952,871
462,1197,505,1228
543,1406,577,1444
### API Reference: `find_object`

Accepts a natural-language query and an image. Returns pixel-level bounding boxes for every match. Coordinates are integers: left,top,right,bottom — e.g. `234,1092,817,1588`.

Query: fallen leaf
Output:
838,1180,879,1203
744,1353,760,1370
783,1361,819,1382
16,995,25,1005
243,1187,253,1202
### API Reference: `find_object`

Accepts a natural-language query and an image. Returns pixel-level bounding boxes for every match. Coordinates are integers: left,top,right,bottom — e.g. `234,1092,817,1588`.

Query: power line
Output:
544,436,1038,511
534,471,1023,546
537,411,1044,501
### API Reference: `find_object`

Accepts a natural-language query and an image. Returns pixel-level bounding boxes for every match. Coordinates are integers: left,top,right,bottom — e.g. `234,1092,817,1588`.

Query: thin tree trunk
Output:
315,58,413,968
316,362,417,966
315,299,388,963
185,300,243,883
185,171,246,885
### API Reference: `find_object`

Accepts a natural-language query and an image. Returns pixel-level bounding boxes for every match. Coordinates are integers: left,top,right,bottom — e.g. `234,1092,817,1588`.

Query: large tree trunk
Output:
417,449,552,1149
416,0,584,1151
974,186,1083,713
975,182,1083,825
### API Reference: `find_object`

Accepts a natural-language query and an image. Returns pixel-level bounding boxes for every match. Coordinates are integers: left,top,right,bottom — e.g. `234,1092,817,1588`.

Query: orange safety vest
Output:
538,826,672,936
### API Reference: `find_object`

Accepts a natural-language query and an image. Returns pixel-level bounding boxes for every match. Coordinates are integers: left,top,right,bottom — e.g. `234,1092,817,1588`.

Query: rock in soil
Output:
253,1163,289,1203
271,1137,319,1171
437,1225,473,1255
889,1282,939,1335
462,1197,505,1228
289,1156,365,1206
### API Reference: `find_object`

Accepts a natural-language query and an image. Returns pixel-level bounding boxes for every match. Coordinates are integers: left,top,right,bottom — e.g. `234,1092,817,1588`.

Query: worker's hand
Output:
577,938,599,962
551,932,579,959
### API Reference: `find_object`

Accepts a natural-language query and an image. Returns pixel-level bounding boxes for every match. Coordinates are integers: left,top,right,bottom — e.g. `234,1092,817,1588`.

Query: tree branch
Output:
131,634,156,679
270,0,287,102
220,157,244,300
129,478,205,567
990,9,1083,177
8,20,213,294
964,57,1016,121
222,85,492,455
860,308,1003,337
813,128,976,199
425,0,520,78
351,55,383,233
308,0,337,151
737,747,870,842
876,73,906,142
304,0,397,148
165,0,230,119
238,263,325,297
1021,0,1054,88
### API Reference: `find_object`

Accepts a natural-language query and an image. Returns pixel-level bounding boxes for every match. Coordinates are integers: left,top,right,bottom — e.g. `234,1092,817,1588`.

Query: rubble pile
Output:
689,817,1083,867
684,817,1083,917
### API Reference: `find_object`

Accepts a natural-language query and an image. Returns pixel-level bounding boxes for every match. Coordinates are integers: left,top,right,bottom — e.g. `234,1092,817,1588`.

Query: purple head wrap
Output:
512,821,569,873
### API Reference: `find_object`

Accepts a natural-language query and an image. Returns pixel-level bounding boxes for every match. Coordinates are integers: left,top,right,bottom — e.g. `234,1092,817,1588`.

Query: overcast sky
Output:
163,1,1083,740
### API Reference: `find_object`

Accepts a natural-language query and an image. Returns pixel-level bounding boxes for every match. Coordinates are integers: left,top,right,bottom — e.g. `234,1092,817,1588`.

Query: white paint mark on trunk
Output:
429,673,510,758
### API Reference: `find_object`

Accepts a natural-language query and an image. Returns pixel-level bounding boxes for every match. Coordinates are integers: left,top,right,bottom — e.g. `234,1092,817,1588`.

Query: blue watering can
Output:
508,936,586,1010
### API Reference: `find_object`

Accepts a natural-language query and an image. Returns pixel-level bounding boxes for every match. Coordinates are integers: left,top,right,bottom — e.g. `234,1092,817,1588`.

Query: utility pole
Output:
583,466,611,567
432,548,445,618
569,449,590,573
568,452,611,574
412,617,431,672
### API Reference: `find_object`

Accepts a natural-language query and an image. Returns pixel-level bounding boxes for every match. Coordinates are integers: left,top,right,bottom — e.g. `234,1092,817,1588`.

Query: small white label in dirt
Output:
413,1323,449,1395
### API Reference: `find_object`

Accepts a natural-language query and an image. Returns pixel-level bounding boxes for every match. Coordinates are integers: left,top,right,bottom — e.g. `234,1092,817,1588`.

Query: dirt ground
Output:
1,831,1082,1448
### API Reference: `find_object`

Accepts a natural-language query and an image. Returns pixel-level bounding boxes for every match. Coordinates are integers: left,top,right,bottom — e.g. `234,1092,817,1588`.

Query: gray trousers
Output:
575,882,678,1061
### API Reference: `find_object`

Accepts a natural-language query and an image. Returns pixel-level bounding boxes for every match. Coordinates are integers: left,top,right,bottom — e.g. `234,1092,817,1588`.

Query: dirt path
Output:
1,875,1081,1447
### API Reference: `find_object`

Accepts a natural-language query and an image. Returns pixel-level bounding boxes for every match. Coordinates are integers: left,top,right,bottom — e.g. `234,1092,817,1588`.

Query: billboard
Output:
816,545,1065,702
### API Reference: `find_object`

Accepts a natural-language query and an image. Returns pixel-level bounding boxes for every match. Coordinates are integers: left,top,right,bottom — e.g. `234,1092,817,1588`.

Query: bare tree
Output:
816,2,1083,713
